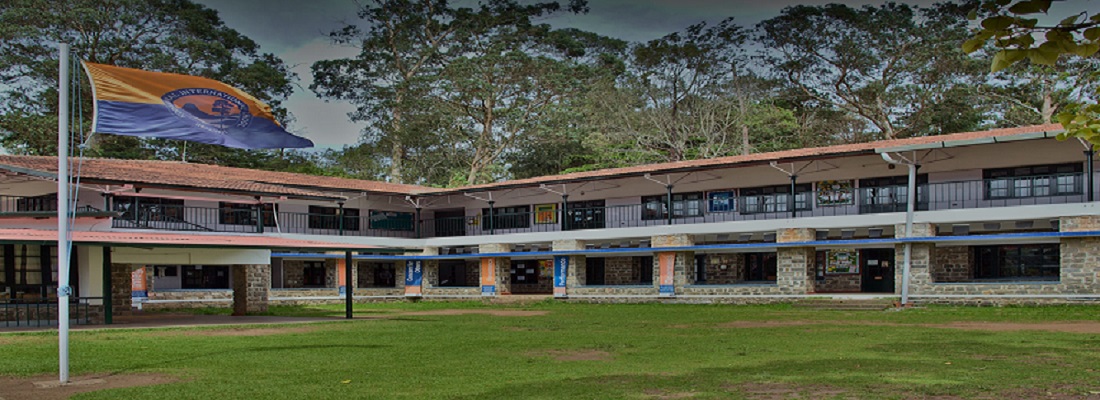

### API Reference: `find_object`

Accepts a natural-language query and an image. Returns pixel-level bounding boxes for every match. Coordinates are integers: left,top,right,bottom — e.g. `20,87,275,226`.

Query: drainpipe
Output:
882,153,915,306
666,185,674,225
1086,146,1094,202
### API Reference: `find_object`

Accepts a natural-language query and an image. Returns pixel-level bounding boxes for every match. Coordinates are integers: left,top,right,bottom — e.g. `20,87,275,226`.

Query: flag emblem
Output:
82,62,313,149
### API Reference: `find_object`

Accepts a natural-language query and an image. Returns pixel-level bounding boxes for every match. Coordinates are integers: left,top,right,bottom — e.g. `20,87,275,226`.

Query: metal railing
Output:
105,173,1089,238
1,195,100,215
1,297,103,328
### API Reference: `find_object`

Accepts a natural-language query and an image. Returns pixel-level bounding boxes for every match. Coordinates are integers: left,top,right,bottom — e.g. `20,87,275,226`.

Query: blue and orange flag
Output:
82,62,313,149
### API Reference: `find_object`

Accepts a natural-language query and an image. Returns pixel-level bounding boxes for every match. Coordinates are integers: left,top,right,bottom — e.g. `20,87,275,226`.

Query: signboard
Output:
658,252,675,297
337,259,347,296
480,258,497,296
130,266,148,298
404,260,423,297
535,203,557,224
553,255,568,298
817,180,854,206
826,249,860,275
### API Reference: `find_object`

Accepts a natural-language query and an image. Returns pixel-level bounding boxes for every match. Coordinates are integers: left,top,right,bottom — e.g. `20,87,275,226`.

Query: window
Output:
2,244,58,299
974,244,1059,280
639,256,653,285
740,185,812,214
438,261,472,287
510,261,540,284
114,196,185,221
369,210,415,231
642,192,704,220
858,175,928,213
302,261,327,287
219,203,277,226
984,163,1083,199
481,205,530,230
372,264,396,287
744,253,777,282
308,206,360,231
565,200,605,230
707,191,735,213
695,254,708,283
181,266,230,289
15,193,57,212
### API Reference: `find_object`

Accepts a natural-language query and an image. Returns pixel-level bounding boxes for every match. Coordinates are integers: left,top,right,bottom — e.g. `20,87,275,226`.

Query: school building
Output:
2,123,1099,326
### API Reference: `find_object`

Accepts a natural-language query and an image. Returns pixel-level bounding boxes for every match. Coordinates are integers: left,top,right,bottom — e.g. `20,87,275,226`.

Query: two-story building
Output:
3,123,1099,326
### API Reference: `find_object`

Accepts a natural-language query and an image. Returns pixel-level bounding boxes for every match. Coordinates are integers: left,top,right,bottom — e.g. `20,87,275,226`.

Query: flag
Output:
81,62,313,149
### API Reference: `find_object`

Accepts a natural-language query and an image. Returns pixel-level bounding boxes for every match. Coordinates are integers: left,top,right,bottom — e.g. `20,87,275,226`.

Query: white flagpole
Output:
57,42,71,384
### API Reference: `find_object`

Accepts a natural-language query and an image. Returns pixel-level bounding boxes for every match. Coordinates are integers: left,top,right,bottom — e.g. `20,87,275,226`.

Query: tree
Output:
0,0,299,167
758,2,987,140
965,0,1100,143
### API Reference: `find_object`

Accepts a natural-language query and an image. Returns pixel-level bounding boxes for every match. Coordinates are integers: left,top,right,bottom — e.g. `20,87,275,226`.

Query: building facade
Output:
2,124,1098,325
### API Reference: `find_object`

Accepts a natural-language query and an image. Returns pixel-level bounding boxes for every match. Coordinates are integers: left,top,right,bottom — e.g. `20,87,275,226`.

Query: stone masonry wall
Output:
110,263,133,316
604,257,642,285
932,246,973,282
232,264,270,315
700,253,744,284
815,274,860,292
776,247,815,294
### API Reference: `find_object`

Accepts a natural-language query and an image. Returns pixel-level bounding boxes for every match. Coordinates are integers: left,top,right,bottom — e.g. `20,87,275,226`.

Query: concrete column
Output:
552,240,586,295
109,263,133,316
478,243,512,295
895,223,937,295
652,234,694,296
776,228,815,294
232,264,271,316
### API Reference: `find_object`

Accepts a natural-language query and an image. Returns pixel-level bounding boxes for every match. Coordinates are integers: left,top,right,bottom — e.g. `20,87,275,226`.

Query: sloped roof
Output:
0,228,399,251
0,124,1064,198
0,156,433,199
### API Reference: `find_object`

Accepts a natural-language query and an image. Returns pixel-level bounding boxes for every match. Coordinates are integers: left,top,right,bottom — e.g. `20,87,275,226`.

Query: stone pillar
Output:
895,223,937,295
652,234,694,296
776,228,815,294
552,240,586,295
232,264,271,316
110,263,133,316
478,243,512,295
1058,216,1100,293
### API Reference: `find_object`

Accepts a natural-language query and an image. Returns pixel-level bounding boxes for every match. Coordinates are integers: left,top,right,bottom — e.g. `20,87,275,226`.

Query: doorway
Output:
860,249,895,293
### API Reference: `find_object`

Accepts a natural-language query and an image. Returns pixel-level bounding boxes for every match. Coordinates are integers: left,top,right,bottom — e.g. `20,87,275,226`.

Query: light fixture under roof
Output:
952,225,970,236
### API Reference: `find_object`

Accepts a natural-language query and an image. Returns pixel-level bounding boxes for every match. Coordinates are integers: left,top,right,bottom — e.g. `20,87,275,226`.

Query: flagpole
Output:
57,42,71,384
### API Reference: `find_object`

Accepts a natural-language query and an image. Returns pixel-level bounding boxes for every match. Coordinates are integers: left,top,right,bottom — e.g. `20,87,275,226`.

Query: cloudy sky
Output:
193,0,1084,149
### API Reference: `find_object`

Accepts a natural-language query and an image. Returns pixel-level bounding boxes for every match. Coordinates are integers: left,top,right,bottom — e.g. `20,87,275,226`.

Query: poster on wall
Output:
553,256,568,298
816,180,854,206
131,266,148,299
480,258,497,296
535,203,557,224
658,252,676,297
826,249,860,275
404,260,423,297
338,259,347,295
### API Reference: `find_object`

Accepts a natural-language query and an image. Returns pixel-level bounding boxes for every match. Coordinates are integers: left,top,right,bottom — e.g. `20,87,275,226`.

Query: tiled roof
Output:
0,228,397,251
0,124,1064,197
445,124,1066,193
0,156,433,199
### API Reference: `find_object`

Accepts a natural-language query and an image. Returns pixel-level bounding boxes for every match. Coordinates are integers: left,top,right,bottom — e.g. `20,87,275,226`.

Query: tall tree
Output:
0,0,298,165
758,2,986,140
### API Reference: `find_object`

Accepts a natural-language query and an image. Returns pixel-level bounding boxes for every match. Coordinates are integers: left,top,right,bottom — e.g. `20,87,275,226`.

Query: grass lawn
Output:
2,302,1100,399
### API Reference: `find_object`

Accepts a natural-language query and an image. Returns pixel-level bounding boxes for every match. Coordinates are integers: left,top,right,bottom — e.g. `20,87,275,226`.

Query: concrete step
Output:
792,299,896,311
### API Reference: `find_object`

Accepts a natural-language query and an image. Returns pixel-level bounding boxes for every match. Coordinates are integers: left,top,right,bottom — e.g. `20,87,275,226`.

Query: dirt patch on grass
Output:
0,373,177,400
152,325,318,337
528,349,613,361
716,321,816,329
396,309,548,317
725,382,847,399
643,388,696,399
926,322,1100,334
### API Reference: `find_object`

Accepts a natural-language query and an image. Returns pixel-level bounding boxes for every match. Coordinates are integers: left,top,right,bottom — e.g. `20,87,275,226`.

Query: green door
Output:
860,249,895,293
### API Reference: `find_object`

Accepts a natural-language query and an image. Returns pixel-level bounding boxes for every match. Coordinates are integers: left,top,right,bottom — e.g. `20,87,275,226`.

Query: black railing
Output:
1,297,102,328
106,173,1090,238
1,195,100,215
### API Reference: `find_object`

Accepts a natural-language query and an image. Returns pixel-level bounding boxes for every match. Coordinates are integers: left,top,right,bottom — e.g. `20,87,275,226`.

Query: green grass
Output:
3,303,1100,399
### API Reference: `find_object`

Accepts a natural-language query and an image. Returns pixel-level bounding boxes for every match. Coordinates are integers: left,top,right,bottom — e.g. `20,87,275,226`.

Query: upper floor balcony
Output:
106,171,1090,239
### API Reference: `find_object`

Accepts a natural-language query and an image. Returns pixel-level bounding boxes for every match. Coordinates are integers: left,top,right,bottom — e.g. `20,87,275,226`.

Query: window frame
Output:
368,210,415,231
218,202,277,226
308,205,361,231
641,192,705,220
114,196,185,222
983,163,1083,200
481,205,531,230
739,184,812,215
973,244,1060,281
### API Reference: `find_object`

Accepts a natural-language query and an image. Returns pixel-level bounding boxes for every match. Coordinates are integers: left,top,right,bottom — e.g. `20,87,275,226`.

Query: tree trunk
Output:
741,124,750,156
1040,92,1055,124
389,142,405,183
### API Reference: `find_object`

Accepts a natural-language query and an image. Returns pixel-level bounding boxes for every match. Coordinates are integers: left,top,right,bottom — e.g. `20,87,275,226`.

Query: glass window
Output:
510,260,540,284
219,203,277,226
181,266,230,289
740,185,812,214
641,192,704,220
369,210,415,231
308,206,361,231
984,163,1083,199
744,252,777,282
707,191,735,213
302,261,327,287
114,196,185,222
16,193,57,212
481,206,530,230
973,244,1059,280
